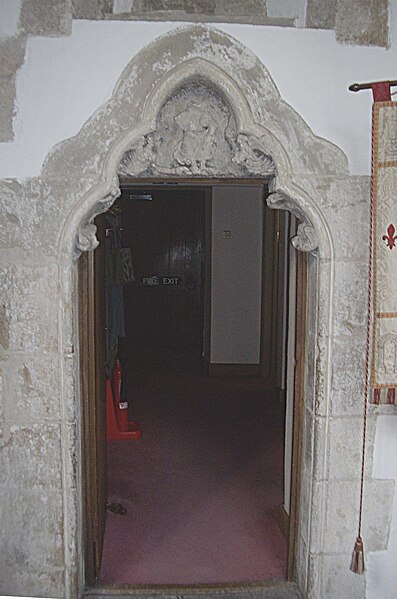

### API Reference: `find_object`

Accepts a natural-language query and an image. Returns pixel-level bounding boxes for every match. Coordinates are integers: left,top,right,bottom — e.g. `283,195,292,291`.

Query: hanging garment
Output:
106,229,135,286
106,284,125,350
104,215,134,350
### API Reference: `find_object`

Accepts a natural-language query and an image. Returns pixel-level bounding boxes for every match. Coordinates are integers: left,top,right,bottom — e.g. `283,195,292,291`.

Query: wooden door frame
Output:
79,176,307,590
79,250,99,585
79,218,107,586
287,249,307,580
260,197,289,390
261,203,307,581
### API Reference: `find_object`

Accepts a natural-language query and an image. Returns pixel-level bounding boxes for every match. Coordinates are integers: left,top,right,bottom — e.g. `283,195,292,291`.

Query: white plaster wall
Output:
210,186,263,364
284,221,297,514
280,216,289,391
2,20,177,178
0,0,21,36
1,2,397,178
367,416,397,599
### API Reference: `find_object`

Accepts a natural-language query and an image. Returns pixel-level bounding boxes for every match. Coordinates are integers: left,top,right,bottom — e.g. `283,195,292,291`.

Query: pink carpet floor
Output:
99,369,287,585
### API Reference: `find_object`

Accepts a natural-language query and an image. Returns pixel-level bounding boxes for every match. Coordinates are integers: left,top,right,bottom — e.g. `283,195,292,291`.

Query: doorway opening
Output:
79,178,306,591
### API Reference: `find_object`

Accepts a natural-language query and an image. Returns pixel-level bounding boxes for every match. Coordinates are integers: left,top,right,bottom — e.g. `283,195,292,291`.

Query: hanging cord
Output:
350,104,377,575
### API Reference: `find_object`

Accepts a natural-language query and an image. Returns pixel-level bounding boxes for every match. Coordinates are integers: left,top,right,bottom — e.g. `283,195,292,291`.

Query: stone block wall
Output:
0,35,26,141
0,169,72,592
74,0,390,47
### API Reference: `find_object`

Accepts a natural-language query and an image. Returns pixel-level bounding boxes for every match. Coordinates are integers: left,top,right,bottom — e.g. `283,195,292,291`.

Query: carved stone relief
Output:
118,80,276,179
267,189,319,252
74,222,99,257
78,81,318,256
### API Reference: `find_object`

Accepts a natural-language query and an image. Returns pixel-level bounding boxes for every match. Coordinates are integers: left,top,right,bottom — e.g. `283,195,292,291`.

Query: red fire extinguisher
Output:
113,359,129,432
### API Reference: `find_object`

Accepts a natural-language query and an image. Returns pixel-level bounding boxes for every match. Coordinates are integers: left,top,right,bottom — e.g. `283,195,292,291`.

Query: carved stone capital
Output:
73,181,121,260
73,222,99,260
292,222,318,253
267,190,318,253
99,178,121,211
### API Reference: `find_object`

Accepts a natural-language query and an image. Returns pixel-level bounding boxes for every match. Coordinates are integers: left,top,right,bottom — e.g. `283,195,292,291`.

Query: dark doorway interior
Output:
118,188,205,371
87,182,291,587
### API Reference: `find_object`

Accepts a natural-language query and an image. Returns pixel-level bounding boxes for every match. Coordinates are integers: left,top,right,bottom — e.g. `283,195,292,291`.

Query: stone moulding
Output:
73,179,121,259
74,222,98,256
39,25,386,599
66,41,344,259
267,190,319,253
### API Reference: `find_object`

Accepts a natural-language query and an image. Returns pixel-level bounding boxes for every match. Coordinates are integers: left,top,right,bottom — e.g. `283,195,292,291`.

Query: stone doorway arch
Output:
36,25,385,599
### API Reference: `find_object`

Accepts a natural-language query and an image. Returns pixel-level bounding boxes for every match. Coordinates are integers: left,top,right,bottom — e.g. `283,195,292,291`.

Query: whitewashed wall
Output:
1,6,397,178
0,0,21,35
1,2,397,597
210,185,263,364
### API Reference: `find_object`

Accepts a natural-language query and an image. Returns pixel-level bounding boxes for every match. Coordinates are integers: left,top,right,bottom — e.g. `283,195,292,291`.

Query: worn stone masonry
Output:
0,23,395,599
73,0,390,47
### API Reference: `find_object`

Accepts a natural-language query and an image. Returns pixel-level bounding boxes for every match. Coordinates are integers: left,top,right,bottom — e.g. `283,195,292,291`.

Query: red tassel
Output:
350,536,365,574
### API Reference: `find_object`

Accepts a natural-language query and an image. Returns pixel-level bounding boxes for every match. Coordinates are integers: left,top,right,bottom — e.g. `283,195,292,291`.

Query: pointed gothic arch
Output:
42,25,375,599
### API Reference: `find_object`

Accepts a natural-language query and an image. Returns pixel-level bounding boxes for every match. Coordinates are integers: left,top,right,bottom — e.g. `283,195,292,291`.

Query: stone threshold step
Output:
84,581,302,599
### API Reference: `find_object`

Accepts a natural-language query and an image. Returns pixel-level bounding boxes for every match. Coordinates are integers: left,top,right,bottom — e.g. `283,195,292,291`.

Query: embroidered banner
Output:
371,101,397,404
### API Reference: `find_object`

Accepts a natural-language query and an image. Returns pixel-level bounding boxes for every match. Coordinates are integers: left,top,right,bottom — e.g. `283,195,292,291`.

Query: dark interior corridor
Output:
100,367,287,585
94,183,290,586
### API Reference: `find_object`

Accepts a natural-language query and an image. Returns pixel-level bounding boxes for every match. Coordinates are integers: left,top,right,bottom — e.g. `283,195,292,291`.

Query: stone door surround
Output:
2,24,392,599
57,25,392,599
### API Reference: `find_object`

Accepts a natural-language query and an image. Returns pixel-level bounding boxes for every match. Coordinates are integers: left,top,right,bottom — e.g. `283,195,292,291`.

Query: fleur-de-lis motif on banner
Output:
382,224,397,250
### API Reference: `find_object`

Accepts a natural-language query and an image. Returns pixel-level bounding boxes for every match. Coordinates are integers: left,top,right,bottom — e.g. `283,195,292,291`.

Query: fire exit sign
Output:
142,276,181,286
